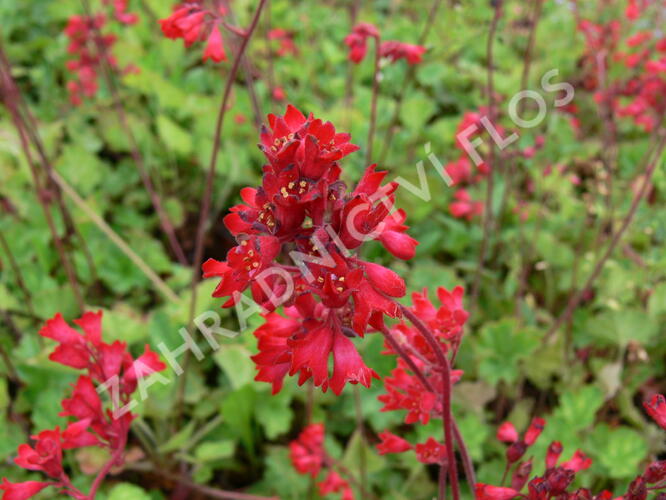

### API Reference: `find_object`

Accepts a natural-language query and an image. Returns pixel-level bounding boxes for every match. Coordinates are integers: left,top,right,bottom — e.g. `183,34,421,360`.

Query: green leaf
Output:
107,483,152,500
214,345,255,390
589,425,648,478
648,283,666,319
157,115,192,155
556,385,604,431
194,440,236,463
220,385,256,454
255,390,294,439
475,319,539,385
158,421,196,454
585,309,658,347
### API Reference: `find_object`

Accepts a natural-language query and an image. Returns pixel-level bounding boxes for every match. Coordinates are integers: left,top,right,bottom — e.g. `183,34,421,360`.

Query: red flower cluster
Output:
289,424,354,500
268,28,297,58
477,419,597,500
0,312,166,500
159,2,229,63
446,109,543,221
577,4,666,132
205,105,418,395
343,23,426,65
644,393,666,430
102,0,138,25
495,418,547,465
375,287,468,459
377,432,448,465
64,11,138,106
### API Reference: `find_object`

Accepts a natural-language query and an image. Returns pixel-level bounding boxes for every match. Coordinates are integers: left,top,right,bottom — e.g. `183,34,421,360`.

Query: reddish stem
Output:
471,0,503,312
365,35,381,165
179,0,268,417
398,305,461,500
79,0,188,266
543,130,666,344
380,325,476,493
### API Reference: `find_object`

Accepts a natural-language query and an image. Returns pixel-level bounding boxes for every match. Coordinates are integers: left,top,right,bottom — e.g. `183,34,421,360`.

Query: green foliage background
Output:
0,0,664,498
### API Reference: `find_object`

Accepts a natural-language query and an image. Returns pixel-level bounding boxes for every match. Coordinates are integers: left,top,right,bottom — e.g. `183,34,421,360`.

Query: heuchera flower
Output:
206,105,419,395
102,0,138,25
377,288,467,451
64,14,121,106
644,394,666,429
289,424,354,500
414,437,447,465
497,418,546,465
344,23,379,63
449,189,483,220
380,41,427,65
343,23,426,66
0,479,52,500
376,431,412,455
160,2,228,62
475,484,520,500
268,28,298,57
1,312,166,499
497,422,519,443
479,420,614,499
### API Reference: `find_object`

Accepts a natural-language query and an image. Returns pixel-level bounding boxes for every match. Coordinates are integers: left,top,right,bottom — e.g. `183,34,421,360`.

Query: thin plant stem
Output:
50,171,180,303
0,228,35,315
344,0,360,127
518,0,543,116
179,0,268,417
0,70,85,312
0,44,98,284
353,385,368,500
80,0,188,266
126,462,279,500
380,326,476,491
223,0,263,129
365,36,381,165
377,0,444,165
399,305,461,500
542,130,666,344
471,0,503,312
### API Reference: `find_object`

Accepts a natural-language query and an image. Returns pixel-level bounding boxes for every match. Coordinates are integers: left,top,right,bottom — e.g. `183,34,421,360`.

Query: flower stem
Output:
397,306,461,500
380,325,476,494
542,129,666,344
366,36,381,165
471,0,503,312
79,0,188,267
178,0,268,421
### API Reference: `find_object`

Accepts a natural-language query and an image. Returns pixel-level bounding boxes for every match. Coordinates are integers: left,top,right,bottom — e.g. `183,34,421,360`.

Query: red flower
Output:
415,438,447,465
524,417,545,446
289,424,325,477
497,422,519,443
546,441,563,469
644,394,666,429
318,471,353,499
376,431,412,455
343,23,379,64
0,479,51,500
203,235,281,307
561,450,593,472
203,24,226,62
475,484,520,500
160,3,233,62
449,189,484,220
14,429,63,479
380,41,427,65
268,28,297,57
272,86,286,101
